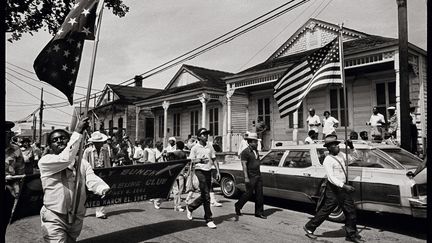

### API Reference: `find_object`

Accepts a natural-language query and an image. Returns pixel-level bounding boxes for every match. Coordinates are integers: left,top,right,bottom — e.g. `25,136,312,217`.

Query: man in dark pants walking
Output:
186,128,220,229
303,134,363,242
234,132,266,219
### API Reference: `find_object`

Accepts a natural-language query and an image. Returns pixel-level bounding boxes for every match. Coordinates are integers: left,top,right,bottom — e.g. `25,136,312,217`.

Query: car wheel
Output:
329,206,345,223
220,175,238,198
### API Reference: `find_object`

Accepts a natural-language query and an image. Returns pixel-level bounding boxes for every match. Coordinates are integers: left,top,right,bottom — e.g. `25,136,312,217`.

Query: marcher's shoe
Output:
235,207,242,216
303,226,317,239
186,206,193,220
211,201,222,207
206,221,217,229
97,215,107,219
174,206,185,212
254,214,267,219
345,236,364,243
154,202,161,209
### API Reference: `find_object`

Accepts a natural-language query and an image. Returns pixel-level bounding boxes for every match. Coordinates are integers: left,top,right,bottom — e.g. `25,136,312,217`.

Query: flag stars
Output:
53,45,60,52
82,8,90,16
57,28,64,35
77,42,82,49
71,68,76,74
75,56,80,62
62,64,68,71
72,3,80,9
68,80,74,86
82,27,92,35
68,17,77,26
66,38,74,43
64,50,70,57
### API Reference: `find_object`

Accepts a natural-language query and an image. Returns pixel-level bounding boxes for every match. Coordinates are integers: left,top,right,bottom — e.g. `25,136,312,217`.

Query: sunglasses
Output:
51,136,68,143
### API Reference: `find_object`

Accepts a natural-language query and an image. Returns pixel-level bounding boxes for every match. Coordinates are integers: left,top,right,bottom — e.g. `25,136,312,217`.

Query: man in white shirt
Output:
132,140,144,163
367,106,385,141
304,130,316,144
186,128,220,229
306,108,321,138
165,137,177,153
38,117,110,242
303,134,362,243
322,111,339,139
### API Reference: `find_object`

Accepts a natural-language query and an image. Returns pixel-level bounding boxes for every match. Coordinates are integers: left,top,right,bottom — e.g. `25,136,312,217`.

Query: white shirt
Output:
306,115,321,132
165,144,176,153
133,146,144,160
304,137,315,144
142,147,156,163
323,152,347,188
369,113,385,126
189,142,216,171
322,116,339,135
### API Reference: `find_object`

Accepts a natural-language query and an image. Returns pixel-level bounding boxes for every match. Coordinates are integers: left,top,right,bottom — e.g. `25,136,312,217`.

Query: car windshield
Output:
379,148,423,168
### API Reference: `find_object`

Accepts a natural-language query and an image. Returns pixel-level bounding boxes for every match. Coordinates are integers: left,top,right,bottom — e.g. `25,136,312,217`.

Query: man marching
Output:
303,134,363,243
186,128,220,229
38,117,110,242
234,132,266,219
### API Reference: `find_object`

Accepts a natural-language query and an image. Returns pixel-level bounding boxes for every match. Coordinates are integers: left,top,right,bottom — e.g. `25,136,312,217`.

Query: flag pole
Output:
69,0,105,224
338,23,349,182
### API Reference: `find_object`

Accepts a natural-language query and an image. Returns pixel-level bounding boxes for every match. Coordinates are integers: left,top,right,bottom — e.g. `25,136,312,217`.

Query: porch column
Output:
226,88,235,152
162,101,170,147
135,106,140,140
394,52,401,143
199,93,209,127
293,111,298,144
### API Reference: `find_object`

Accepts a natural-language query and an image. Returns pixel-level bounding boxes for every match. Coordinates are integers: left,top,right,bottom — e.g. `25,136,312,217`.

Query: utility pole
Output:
39,88,44,144
397,0,411,151
32,113,37,142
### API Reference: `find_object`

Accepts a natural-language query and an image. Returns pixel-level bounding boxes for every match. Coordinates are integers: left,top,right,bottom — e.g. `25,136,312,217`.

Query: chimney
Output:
134,75,143,87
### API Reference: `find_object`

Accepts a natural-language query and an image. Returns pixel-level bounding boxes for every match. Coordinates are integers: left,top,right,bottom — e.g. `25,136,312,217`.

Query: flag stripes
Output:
274,38,342,118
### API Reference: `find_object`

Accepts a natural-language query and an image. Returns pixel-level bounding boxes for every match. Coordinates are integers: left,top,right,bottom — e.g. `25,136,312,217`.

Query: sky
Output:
5,0,427,132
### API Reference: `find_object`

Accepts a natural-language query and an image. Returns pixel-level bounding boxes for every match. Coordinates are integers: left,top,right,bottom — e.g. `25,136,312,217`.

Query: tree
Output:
6,0,129,42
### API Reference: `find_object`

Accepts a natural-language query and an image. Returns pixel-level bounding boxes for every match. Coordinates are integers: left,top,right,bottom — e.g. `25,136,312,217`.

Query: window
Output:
330,87,348,126
173,113,181,137
348,150,394,169
107,91,111,101
258,98,271,131
375,81,396,120
261,150,284,166
108,120,113,135
209,108,219,136
282,150,312,168
118,117,123,130
158,115,164,138
190,111,199,135
288,103,304,128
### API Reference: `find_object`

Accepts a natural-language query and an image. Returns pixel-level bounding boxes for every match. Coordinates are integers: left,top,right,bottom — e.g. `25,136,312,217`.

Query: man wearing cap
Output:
307,108,321,137
386,106,397,139
38,118,110,242
83,131,111,219
4,121,25,235
303,134,362,242
186,127,220,229
234,132,266,219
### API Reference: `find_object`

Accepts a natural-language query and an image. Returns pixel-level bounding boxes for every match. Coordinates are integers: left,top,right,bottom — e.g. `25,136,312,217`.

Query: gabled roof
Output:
236,35,399,76
101,84,162,105
268,18,369,60
147,64,233,98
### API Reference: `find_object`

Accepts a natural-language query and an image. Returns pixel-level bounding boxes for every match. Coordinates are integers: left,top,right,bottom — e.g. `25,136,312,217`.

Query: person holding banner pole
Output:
38,117,110,242
186,128,220,229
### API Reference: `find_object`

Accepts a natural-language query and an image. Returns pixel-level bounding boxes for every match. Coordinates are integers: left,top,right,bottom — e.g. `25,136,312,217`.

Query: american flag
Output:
34,0,100,105
273,38,342,118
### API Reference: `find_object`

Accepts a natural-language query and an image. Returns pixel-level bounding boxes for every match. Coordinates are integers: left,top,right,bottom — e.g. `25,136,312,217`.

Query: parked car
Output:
218,141,427,222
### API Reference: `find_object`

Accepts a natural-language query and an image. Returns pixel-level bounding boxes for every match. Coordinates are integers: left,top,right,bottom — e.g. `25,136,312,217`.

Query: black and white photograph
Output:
4,0,429,242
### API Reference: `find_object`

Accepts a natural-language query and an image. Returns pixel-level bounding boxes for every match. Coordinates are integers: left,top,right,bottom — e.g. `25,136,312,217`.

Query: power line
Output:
6,67,87,97
6,62,102,91
113,0,311,90
6,78,73,117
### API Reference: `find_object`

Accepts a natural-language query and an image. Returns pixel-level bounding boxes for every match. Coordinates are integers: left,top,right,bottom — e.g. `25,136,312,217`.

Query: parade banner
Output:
10,160,189,223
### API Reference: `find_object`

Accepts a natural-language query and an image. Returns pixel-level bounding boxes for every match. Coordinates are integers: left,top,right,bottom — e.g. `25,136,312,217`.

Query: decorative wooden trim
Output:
344,52,394,69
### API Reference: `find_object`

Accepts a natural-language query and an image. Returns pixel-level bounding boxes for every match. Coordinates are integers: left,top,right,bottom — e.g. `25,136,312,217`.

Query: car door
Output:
259,150,285,197
274,149,318,203
349,149,403,212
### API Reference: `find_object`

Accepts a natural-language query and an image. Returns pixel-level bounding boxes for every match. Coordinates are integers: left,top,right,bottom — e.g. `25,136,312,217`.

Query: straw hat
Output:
244,132,261,141
88,131,108,143
323,134,340,147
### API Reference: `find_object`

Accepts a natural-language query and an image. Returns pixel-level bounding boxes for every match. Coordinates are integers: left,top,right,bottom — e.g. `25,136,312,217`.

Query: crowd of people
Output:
304,106,419,155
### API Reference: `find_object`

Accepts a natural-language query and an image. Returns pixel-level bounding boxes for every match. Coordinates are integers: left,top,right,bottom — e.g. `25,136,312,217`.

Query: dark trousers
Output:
235,175,264,216
305,183,358,238
3,187,15,236
188,170,213,222
410,124,418,154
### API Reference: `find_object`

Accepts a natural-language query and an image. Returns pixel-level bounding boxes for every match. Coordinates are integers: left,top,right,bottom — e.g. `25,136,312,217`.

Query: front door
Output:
257,98,271,150
145,117,154,140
